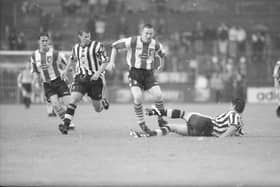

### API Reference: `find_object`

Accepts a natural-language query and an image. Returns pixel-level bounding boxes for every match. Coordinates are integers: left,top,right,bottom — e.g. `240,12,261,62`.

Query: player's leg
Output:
146,107,185,119
88,77,109,112
59,91,83,134
275,85,280,117
58,77,85,134
46,101,56,117
146,85,168,126
131,86,150,132
152,123,188,137
49,94,65,120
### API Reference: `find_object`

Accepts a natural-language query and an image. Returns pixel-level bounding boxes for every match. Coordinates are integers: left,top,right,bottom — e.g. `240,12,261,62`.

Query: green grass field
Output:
0,103,280,186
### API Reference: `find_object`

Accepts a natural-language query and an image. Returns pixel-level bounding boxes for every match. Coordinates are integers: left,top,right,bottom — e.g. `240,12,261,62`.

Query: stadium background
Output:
0,0,280,104
1,1,280,186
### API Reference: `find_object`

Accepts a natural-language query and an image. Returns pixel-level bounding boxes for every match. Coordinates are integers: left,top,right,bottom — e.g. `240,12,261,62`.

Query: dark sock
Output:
64,104,77,127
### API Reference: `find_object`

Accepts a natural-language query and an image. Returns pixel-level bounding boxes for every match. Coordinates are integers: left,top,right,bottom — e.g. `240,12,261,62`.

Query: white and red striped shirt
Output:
211,110,244,137
30,48,66,82
112,36,164,70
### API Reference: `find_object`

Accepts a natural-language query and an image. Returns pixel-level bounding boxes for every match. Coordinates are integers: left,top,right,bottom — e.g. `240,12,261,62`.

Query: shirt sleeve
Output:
155,41,165,58
112,37,131,50
97,42,109,63
229,112,241,129
273,62,280,79
69,46,77,61
58,52,67,66
30,52,39,73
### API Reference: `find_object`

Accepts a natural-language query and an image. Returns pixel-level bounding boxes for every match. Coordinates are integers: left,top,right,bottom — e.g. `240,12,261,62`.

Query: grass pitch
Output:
0,103,280,186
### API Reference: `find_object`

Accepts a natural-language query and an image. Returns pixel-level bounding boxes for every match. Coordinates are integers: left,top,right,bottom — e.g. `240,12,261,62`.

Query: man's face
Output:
141,27,154,43
79,32,91,46
39,36,49,51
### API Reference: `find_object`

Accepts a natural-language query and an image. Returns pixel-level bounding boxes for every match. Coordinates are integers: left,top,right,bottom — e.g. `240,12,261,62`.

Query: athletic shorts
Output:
128,67,159,91
71,74,104,100
22,83,32,93
187,113,214,136
43,77,70,101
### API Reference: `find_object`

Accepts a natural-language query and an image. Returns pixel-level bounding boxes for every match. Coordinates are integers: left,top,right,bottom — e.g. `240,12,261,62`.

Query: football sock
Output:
166,109,185,119
154,126,172,136
134,103,145,124
155,100,165,120
64,104,77,127
46,103,53,114
53,105,66,121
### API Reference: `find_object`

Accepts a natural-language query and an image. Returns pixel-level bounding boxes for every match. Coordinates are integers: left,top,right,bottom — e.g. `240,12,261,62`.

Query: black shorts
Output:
187,113,214,136
71,74,104,100
22,83,32,93
43,77,70,101
128,67,159,91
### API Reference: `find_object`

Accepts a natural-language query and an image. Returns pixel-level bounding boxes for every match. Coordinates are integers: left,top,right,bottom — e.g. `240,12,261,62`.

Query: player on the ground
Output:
107,24,167,133
130,98,246,138
58,28,110,135
17,62,34,108
273,60,280,117
30,32,74,129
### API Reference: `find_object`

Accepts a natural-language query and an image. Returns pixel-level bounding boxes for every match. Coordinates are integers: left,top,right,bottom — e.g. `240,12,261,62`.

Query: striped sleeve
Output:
155,41,165,58
70,44,77,61
112,37,131,50
30,52,39,73
58,51,67,66
229,112,240,128
96,42,109,63
273,62,280,79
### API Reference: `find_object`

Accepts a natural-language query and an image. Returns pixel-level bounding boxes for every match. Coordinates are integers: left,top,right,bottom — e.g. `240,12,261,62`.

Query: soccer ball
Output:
276,106,280,117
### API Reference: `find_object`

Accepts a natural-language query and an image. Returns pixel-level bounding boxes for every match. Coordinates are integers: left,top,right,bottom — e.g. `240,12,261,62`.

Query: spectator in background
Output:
228,25,238,59
8,28,18,50
17,32,26,50
210,72,224,103
233,70,247,101
86,14,96,37
236,26,247,57
192,21,204,54
95,16,106,40
116,16,128,39
217,23,228,59
251,31,265,62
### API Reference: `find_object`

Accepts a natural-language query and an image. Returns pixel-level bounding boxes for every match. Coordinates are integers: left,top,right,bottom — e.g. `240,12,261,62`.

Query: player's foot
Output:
48,111,56,117
139,122,151,133
58,124,68,135
145,105,162,116
129,129,149,138
158,118,168,127
102,98,110,110
68,123,75,130
276,105,280,117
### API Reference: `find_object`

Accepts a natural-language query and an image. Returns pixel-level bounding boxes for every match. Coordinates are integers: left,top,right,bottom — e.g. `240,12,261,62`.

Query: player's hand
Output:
90,72,101,81
61,71,68,81
106,62,115,72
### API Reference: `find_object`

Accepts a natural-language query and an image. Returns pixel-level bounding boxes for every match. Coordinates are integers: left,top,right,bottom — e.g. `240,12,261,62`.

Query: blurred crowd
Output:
2,0,280,102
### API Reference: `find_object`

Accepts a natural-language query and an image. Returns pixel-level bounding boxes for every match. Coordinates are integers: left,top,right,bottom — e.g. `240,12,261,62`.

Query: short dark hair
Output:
78,28,91,35
232,98,246,113
38,32,49,39
143,24,154,29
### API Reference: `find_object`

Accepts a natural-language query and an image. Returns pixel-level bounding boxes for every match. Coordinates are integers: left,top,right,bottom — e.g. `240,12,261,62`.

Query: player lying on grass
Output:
130,98,246,138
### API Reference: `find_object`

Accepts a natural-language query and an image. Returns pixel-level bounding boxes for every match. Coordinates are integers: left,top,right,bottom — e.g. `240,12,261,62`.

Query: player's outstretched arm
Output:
219,126,238,138
106,47,117,72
